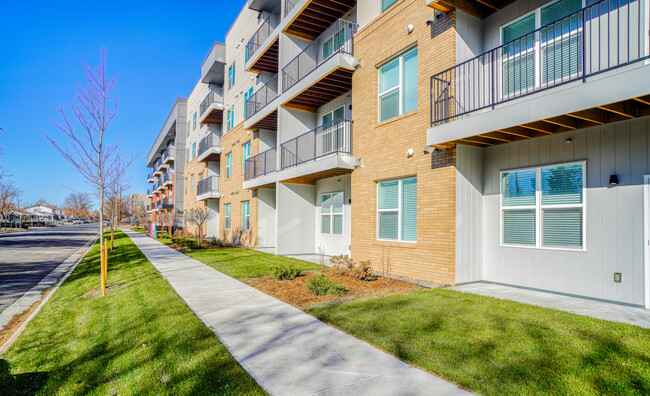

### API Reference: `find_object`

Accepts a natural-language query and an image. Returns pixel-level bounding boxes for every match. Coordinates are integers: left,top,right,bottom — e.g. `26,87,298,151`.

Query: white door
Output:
643,175,650,309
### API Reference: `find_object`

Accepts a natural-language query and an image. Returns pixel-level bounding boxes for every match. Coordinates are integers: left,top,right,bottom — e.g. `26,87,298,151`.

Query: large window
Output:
378,47,418,122
501,162,584,249
321,192,343,235
377,177,417,242
192,142,196,159
193,112,197,130
227,62,236,89
320,106,345,154
244,87,253,118
382,0,398,12
242,141,251,173
224,203,231,230
322,27,345,59
241,201,250,231
225,152,232,178
227,106,234,130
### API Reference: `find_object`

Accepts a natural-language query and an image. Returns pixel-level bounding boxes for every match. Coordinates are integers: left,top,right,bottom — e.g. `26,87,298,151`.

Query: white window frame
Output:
500,160,586,251
242,141,251,173
227,62,236,89
224,203,231,230
242,200,250,231
321,191,344,236
193,112,197,130
225,152,232,179
376,177,417,243
377,47,417,122
227,106,234,130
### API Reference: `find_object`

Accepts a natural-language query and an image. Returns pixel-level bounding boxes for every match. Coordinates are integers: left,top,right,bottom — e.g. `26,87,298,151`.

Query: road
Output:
0,224,98,314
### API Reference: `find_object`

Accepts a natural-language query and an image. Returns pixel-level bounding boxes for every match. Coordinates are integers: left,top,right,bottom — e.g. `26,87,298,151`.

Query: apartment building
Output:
146,99,187,232
145,0,650,308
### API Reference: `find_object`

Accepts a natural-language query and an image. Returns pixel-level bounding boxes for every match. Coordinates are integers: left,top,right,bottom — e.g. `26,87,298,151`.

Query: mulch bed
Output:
242,269,424,310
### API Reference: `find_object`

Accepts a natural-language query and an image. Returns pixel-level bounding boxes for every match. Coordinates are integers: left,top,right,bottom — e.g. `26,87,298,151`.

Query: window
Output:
192,142,196,159
187,120,190,137
242,141,251,173
227,106,234,130
241,201,250,231
501,162,584,249
191,174,194,192
382,0,398,12
227,62,236,89
244,87,254,118
321,192,343,235
224,203,231,230
501,0,584,95
193,112,197,130
321,106,345,153
322,27,345,59
378,47,418,122
225,152,232,178
377,177,417,242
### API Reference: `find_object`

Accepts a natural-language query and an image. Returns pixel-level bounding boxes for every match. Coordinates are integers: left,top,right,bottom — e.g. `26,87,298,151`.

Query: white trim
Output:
643,175,650,309
376,177,417,242
377,47,417,122
320,191,344,236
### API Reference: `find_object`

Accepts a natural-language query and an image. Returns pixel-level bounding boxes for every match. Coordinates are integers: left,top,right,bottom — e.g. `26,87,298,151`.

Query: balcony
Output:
201,42,226,85
199,89,225,125
246,4,281,73
245,73,279,130
147,189,153,198
283,0,356,41
245,147,277,182
163,172,173,187
153,159,163,176
428,0,650,148
281,19,357,112
147,172,154,183
162,197,174,209
197,132,222,163
197,176,221,201
163,146,175,164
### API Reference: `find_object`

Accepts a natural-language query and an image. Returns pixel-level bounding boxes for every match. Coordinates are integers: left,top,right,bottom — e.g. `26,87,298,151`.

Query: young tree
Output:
44,49,119,291
64,192,93,218
185,206,215,244
0,174,20,230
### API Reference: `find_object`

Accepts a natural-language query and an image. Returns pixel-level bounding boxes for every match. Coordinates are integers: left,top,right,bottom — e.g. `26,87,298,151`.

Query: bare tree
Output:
185,206,215,244
43,49,119,290
34,198,48,206
0,174,20,230
64,193,93,219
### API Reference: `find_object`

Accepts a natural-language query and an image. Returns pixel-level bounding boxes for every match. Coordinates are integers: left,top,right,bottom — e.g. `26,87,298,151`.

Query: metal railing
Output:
147,189,152,196
284,0,299,17
245,147,277,180
246,73,279,120
154,158,162,171
199,88,224,117
147,172,154,181
197,176,220,196
247,4,281,62
281,119,352,169
282,19,357,93
198,132,220,157
431,0,649,125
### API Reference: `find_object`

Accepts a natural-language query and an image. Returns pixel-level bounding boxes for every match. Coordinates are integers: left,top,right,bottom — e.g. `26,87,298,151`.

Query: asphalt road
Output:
0,223,98,314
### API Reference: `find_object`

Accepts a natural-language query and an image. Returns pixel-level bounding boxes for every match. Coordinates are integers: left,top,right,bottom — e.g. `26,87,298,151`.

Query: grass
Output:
308,288,650,395
0,230,266,395
186,248,323,279
130,226,146,233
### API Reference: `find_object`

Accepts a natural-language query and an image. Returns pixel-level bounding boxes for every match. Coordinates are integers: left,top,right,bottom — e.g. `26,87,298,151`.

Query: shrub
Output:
330,255,375,281
158,233,169,239
171,238,205,250
271,263,301,281
306,274,346,296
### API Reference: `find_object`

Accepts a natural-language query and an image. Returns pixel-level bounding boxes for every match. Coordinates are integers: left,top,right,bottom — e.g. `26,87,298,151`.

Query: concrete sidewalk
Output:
124,230,468,396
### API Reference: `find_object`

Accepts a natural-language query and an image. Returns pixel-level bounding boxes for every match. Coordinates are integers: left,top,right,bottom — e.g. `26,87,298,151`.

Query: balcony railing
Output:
245,147,277,180
431,0,649,125
282,19,357,93
281,119,352,169
198,132,220,157
284,0,299,17
199,88,224,117
197,176,220,196
246,73,279,120
247,4,281,62
147,172,154,181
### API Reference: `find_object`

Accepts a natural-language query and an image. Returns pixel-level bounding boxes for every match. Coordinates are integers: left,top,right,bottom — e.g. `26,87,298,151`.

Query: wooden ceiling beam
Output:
436,0,491,18
520,121,554,134
567,108,607,124
598,102,636,119
543,115,580,130
634,95,650,106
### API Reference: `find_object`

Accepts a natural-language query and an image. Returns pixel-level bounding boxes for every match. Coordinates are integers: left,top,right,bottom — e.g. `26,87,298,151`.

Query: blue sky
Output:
0,1,244,208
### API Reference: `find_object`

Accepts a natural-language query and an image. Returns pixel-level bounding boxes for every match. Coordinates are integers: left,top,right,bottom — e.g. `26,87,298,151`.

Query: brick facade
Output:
350,0,458,285
220,121,258,247
182,156,209,236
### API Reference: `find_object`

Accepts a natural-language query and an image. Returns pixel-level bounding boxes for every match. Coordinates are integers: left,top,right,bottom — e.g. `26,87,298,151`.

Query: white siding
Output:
457,117,650,306
315,175,352,256
258,187,277,247
276,182,316,255
456,145,484,283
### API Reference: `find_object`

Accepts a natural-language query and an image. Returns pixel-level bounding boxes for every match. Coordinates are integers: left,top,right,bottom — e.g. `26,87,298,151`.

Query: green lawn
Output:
308,289,650,395
0,230,265,395
186,248,323,279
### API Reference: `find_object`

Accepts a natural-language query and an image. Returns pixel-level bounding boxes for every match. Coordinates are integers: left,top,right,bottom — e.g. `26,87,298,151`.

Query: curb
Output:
0,234,98,355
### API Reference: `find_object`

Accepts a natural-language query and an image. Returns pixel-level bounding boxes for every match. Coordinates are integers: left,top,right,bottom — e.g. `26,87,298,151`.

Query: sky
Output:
0,0,244,209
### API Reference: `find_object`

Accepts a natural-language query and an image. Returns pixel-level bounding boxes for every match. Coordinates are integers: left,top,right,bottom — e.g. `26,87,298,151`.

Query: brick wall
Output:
182,157,209,236
219,121,258,247
350,0,458,285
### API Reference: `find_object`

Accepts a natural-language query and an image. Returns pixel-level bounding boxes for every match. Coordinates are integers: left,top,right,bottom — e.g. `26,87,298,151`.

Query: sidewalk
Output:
124,230,469,396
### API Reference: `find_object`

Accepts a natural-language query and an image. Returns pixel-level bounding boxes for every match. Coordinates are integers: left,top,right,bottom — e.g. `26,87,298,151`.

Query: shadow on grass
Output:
0,359,48,396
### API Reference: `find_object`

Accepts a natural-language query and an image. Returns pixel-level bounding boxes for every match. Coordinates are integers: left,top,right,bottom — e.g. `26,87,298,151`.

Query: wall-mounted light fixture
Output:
406,24,414,34
565,137,573,144
424,146,432,154
434,147,447,153
406,148,414,157
609,174,619,186
614,272,622,283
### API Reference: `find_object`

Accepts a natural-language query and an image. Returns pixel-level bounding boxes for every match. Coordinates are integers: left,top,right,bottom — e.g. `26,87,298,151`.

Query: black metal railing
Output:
147,189,152,196
198,132,220,158
147,172,154,181
246,73,279,120
281,119,352,169
284,0,299,16
197,176,220,196
154,158,162,171
245,147,277,180
199,88,224,117
282,19,357,93
247,4,281,63
431,0,649,125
